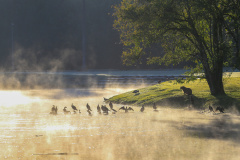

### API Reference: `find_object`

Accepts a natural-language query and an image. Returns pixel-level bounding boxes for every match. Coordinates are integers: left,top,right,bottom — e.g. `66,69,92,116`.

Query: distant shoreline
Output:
0,70,239,89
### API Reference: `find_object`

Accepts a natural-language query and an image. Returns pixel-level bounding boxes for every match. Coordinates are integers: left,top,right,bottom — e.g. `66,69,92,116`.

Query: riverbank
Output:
108,77,240,112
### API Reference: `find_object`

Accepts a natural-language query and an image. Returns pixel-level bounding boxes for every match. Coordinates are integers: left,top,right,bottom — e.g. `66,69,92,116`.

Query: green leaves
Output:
113,0,239,70
122,46,145,65
114,0,239,76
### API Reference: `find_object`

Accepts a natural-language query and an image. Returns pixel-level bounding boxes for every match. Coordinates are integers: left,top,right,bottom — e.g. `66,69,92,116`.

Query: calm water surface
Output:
0,71,240,160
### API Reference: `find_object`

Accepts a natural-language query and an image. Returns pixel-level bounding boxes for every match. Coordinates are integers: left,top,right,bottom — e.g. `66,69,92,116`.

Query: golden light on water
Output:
0,91,41,107
0,88,240,160
44,125,76,131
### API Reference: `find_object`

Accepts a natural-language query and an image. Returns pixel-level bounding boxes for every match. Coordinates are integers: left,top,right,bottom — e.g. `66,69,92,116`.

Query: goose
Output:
97,104,101,114
209,105,214,112
153,103,157,110
86,103,92,111
119,106,126,111
140,105,145,112
63,107,71,114
127,107,134,111
71,103,78,111
109,102,113,110
216,106,224,113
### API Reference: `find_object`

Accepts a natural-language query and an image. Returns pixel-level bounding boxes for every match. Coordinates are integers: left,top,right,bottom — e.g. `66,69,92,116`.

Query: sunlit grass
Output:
109,77,240,110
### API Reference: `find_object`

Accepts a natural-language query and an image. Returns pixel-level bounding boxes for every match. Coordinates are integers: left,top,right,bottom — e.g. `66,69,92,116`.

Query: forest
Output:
0,0,126,70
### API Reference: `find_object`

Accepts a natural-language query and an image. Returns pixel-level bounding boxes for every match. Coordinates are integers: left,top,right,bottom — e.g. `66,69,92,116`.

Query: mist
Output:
0,0,123,70
0,0,189,71
0,1,240,159
0,70,239,159
1,87,240,160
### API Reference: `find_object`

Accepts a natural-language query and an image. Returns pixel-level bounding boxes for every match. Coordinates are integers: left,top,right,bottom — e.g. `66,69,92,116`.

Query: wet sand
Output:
0,88,240,160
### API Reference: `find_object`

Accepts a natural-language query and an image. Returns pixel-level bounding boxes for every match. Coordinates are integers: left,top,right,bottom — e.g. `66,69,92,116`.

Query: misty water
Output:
0,70,240,160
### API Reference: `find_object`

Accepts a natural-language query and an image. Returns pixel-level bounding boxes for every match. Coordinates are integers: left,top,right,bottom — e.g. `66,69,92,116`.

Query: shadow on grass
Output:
179,114,240,144
153,114,240,145
156,94,240,112
156,95,206,109
212,94,240,111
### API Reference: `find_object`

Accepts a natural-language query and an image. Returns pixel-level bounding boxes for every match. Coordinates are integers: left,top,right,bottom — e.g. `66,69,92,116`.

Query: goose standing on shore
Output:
119,106,126,111
71,103,78,111
86,103,92,111
97,104,101,114
63,107,71,114
128,107,134,112
216,106,224,113
101,105,110,115
209,105,214,112
109,102,113,110
140,105,145,112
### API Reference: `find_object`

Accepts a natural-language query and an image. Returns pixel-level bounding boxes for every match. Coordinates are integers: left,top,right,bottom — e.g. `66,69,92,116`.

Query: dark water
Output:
0,70,188,89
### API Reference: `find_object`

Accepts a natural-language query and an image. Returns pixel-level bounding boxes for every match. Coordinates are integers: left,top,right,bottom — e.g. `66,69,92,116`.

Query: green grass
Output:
109,77,240,110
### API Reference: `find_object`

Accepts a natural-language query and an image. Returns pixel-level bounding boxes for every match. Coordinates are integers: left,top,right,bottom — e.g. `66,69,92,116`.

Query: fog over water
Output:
0,71,240,160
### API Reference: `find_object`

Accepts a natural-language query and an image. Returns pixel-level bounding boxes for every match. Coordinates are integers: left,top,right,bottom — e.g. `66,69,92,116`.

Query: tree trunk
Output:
203,14,225,96
204,62,225,96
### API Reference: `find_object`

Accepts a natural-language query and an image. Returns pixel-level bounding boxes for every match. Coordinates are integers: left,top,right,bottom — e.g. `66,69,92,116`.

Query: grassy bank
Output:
109,77,240,111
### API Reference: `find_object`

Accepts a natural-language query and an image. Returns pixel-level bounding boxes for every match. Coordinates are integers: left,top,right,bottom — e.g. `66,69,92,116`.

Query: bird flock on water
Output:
50,101,157,116
50,86,227,116
50,101,225,116
50,86,226,116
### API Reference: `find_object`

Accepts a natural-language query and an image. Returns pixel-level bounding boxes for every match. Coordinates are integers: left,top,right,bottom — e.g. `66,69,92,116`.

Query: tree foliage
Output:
113,0,240,95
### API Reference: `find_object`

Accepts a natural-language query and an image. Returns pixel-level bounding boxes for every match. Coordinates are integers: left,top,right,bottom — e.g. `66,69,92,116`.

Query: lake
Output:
0,70,240,160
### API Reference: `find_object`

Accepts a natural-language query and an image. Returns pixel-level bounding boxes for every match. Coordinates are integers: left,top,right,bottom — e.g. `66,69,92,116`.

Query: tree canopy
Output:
113,0,240,95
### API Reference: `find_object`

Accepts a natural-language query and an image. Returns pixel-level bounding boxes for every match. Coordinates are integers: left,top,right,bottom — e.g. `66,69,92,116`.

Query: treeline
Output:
0,0,122,70
0,0,186,71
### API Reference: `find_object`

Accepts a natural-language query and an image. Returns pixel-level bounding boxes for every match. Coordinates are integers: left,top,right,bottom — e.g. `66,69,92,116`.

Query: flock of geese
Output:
50,101,225,116
50,102,159,116
49,86,226,116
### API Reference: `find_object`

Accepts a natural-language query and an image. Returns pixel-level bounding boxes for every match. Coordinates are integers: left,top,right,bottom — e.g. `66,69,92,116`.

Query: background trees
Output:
0,0,123,70
113,0,240,95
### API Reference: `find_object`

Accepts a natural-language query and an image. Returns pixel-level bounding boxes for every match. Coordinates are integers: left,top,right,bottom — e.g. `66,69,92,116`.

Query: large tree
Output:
113,0,240,95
